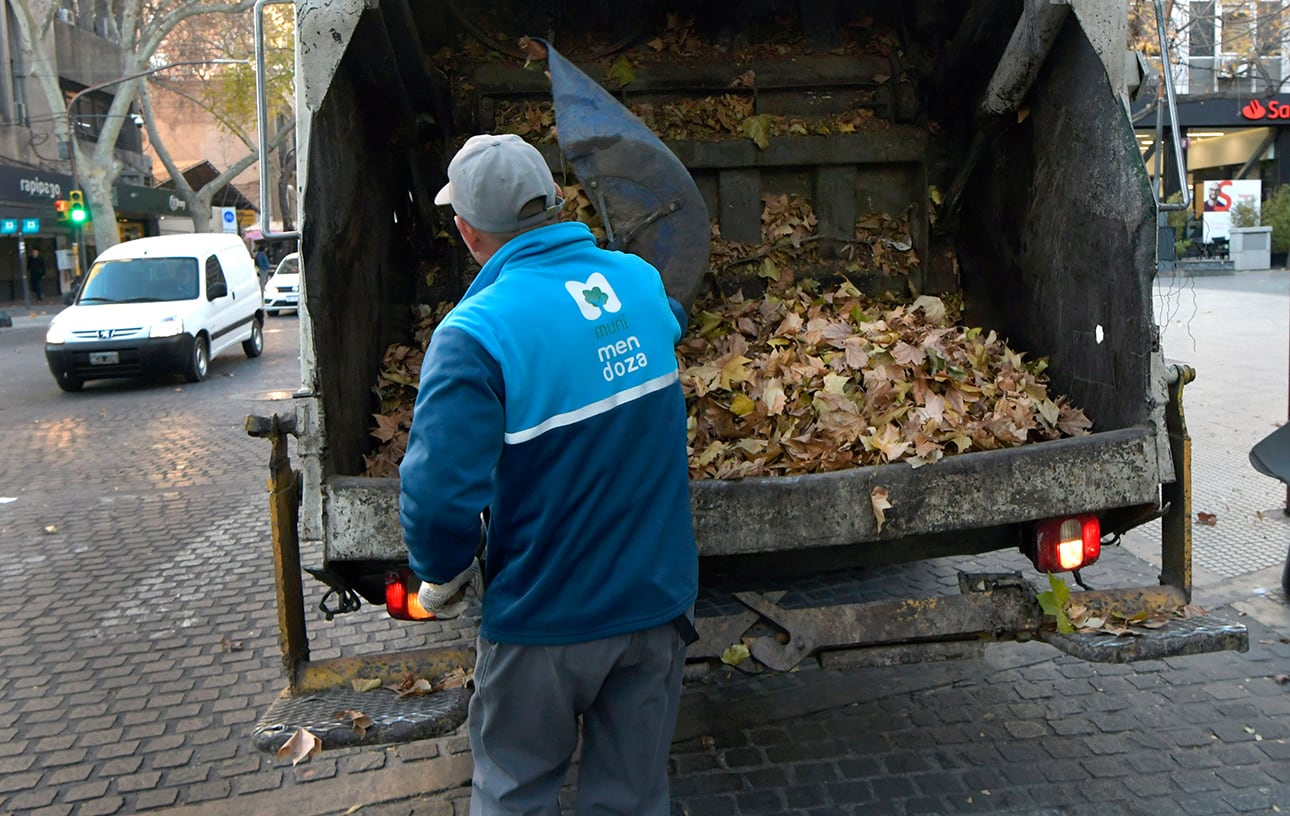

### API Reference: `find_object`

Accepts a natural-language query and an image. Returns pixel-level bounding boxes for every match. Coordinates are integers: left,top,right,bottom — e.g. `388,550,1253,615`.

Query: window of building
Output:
63,87,113,142
1258,0,1283,56
1222,4,1255,55
1191,1,1216,56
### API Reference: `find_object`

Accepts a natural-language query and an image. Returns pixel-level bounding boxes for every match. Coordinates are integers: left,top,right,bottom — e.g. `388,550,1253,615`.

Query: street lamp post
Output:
63,59,246,282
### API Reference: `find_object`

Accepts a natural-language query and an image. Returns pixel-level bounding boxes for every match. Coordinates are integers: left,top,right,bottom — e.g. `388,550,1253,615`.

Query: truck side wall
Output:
959,22,1160,434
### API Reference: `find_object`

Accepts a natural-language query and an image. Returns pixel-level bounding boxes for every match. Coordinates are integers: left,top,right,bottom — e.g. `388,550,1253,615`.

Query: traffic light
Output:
68,190,88,225
54,199,70,223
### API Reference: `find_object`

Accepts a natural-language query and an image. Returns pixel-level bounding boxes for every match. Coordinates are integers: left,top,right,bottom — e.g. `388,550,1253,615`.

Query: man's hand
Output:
417,560,482,619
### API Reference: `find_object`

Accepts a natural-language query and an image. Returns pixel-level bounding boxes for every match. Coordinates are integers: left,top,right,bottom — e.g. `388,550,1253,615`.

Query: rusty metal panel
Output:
692,427,1160,557
325,476,402,562
324,428,1162,563
718,169,762,244
1041,615,1248,663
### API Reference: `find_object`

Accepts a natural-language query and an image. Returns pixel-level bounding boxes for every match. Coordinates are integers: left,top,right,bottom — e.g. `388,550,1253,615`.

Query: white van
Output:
44,233,265,392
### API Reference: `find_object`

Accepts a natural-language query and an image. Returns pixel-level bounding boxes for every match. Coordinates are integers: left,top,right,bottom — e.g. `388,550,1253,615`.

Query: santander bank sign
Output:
1240,98,1290,121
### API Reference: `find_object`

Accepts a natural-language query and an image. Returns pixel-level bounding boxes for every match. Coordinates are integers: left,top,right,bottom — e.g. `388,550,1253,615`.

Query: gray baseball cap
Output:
434,134,562,234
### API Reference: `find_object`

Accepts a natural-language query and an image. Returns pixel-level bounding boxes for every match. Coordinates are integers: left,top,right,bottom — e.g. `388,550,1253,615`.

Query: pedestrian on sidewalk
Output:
27,248,46,302
254,245,271,288
400,134,698,815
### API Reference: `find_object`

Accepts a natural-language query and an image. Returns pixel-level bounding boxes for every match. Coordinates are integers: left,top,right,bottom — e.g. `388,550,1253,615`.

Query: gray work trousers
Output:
468,621,687,815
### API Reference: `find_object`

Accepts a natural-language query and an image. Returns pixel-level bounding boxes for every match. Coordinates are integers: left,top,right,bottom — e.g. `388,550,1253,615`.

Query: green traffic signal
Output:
67,190,89,225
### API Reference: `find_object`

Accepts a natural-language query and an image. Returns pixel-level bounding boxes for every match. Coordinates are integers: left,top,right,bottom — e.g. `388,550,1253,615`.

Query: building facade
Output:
0,3,187,303
1137,2,1290,209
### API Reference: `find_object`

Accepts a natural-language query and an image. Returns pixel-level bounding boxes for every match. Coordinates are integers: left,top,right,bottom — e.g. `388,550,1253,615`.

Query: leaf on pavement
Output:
351,677,382,693
276,727,322,766
1196,512,1218,526
220,634,244,652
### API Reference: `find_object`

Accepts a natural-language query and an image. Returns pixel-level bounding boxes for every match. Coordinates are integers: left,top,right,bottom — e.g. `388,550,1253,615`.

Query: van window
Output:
205,255,228,298
77,258,199,304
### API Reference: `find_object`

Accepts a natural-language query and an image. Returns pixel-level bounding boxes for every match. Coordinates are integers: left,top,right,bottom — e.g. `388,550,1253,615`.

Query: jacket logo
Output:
565,273,622,320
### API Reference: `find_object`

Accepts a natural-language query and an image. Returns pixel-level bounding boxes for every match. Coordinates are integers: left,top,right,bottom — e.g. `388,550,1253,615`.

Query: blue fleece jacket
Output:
399,221,698,645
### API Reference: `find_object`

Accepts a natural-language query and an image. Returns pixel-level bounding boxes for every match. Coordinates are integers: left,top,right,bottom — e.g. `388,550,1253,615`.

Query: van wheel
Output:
56,374,83,392
243,318,264,358
185,336,209,382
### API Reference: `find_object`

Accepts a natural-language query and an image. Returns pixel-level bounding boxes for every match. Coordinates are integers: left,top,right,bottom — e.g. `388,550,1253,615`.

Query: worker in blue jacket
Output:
400,133,698,815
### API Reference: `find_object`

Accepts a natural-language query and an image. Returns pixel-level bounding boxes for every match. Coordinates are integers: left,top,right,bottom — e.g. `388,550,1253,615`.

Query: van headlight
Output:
46,322,67,344
149,316,184,338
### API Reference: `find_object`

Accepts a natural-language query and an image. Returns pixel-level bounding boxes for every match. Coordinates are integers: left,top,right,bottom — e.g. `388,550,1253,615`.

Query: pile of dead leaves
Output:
493,95,889,151
711,194,918,283
678,279,1092,480
363,301,455,478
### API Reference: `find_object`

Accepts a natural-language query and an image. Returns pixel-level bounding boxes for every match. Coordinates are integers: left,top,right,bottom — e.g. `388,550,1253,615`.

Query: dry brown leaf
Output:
871,486,892,533
1197,512,1218,527
220,634,244,653
334,709,374,737
276,727,322,766
432,667,473,691
389,677,434,698
351,678,382,692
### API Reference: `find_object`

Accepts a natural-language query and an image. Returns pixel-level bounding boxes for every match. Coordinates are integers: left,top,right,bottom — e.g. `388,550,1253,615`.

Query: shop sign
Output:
21,218,39,233
0,165,72,203
1240,99,1290,121
0,219,16,235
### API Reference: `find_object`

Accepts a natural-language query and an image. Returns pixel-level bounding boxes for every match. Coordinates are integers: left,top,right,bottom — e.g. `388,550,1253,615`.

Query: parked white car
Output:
44,233,265,392
264,252,300,316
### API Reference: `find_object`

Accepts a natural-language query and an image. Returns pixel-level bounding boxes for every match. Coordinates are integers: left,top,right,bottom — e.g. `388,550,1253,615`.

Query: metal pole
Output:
254,0,299,241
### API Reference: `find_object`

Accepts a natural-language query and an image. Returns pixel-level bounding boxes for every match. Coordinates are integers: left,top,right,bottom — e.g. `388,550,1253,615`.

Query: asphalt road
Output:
1,275,1290,815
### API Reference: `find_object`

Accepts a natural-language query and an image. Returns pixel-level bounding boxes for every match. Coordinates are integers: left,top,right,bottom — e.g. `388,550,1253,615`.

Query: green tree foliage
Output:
1262,186,1290,254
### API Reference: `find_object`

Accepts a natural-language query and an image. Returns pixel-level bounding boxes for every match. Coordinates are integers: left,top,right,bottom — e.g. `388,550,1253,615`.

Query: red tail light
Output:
1030,514,1101,573
385,567,436,620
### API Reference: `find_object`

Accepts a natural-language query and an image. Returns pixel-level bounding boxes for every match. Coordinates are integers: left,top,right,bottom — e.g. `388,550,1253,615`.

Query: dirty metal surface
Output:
251,686,471,753
691,427,1160,557
720,577,1042,671
1039,613,1250,663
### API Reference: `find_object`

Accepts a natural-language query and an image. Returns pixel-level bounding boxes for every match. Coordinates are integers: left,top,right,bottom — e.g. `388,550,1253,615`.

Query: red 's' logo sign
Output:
1240,99,1290,120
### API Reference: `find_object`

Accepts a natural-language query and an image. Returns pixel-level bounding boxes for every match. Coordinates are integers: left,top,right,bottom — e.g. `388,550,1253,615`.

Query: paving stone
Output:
292,758,339,783
3,787,57,810
0,771,41,794
148,747,194,769
235,769,285,794
133,787,179,810
45,763,93,786
183,778,233,803
77,795,126,816
63,778,110,802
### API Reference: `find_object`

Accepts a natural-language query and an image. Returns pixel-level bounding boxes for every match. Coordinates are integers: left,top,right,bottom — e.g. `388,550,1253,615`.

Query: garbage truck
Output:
248,0,1249,751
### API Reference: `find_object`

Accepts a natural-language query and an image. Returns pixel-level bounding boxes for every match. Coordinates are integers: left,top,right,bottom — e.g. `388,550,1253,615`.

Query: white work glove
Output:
417,559,483,619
